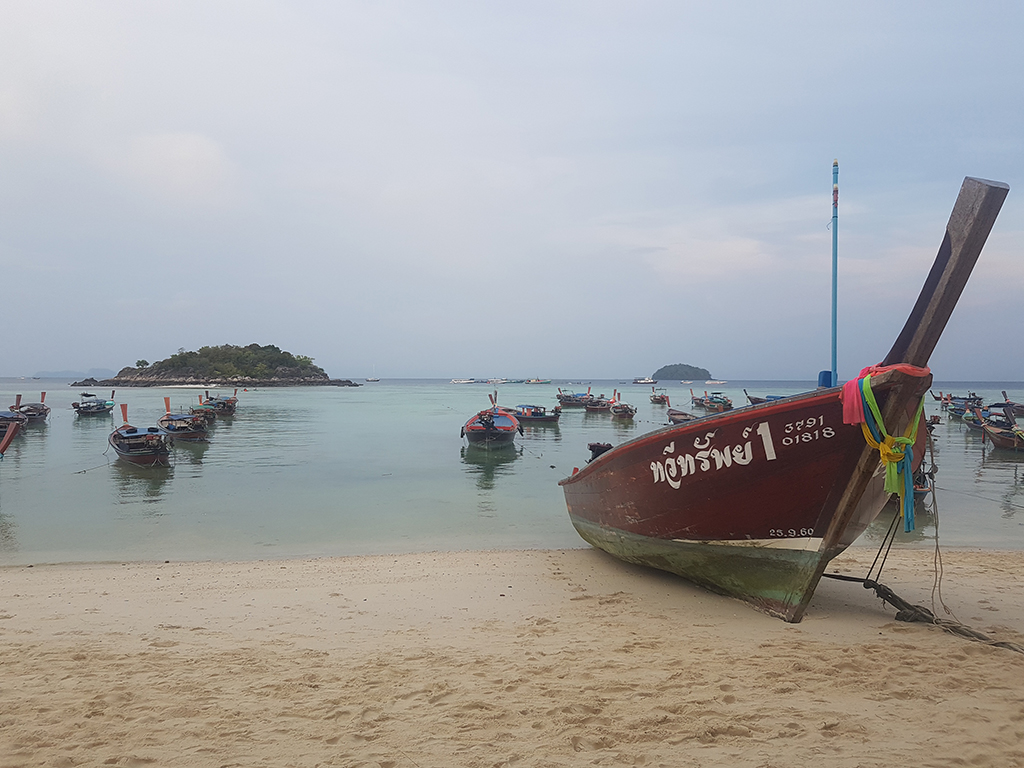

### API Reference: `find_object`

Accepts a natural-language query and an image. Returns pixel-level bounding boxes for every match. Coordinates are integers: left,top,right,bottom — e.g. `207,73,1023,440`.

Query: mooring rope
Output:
823,428,1024,655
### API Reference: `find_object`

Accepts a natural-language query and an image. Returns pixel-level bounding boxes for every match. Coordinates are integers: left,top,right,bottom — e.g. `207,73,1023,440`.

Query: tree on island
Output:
651,363,713,381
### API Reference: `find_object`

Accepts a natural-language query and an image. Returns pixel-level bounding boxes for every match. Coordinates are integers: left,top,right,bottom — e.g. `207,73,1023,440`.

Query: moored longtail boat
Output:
72,390,116,415
650,387,669,405
109,404,172,466
158,398,210,442
511,404,561,423
201,389,238,416
9,392,51,422
461,393,523,448
559,177,1008,622
557,387,594,407
976,407,1024,451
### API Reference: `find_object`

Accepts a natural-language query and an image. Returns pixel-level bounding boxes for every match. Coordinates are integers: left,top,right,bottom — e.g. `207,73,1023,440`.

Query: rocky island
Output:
72,344,360,388
651,362,713,381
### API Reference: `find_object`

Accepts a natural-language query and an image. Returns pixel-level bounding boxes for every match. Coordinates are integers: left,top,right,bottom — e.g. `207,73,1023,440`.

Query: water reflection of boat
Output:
111,462,173,504
460,444,521,489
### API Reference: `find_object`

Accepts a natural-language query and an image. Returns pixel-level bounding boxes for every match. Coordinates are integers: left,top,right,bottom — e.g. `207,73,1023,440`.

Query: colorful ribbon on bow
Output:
839,364,929,532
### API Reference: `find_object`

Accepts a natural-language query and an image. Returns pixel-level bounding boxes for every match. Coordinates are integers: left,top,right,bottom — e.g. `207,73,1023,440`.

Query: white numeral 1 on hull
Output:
757,422,777,461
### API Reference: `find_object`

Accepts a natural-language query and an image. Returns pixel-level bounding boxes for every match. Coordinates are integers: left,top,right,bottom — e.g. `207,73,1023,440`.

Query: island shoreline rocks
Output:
69,375,361,387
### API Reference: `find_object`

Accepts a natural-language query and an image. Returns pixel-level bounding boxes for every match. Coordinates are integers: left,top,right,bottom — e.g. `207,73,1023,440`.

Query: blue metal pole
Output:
831,159,839,387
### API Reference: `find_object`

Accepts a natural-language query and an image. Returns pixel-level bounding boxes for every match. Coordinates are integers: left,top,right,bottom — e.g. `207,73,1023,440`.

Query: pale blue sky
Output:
2,2,1022,380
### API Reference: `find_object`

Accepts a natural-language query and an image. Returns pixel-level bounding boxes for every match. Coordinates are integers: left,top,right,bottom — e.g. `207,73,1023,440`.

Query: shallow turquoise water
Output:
1,378,1022,564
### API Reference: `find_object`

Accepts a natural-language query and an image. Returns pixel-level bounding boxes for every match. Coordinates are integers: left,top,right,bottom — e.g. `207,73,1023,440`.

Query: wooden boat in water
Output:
1000,391,1024,417
511,404,561,423
610,401,638,420
9,393,51,422
72,390,116,415
559,177,1009,622
557,388,594,407
461,395,523,448
666,408,697,425
201,389,238,416
158,398,210,442
0,412,27,455
744,389,784,406
108,404,172,466
650,388,669,405
975,407,1024,451
692,390,732,412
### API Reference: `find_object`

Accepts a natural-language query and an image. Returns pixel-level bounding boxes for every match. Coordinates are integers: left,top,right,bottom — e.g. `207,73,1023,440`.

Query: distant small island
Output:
652,363,713,381
71,344,360,388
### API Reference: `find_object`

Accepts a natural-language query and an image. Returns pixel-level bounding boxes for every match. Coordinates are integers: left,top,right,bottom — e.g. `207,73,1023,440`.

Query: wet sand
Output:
2,546,1023,767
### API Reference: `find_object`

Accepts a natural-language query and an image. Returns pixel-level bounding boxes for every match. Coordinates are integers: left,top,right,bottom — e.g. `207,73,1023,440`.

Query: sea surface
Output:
2,377,1023,565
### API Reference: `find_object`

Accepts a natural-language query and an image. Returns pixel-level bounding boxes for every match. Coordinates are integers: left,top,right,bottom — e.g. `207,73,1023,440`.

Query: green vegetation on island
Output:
652,363,712,381
144,344,324,380
73,344,358,387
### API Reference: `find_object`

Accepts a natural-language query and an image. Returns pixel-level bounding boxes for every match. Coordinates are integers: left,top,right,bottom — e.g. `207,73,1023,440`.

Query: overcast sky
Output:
2,2,1022,381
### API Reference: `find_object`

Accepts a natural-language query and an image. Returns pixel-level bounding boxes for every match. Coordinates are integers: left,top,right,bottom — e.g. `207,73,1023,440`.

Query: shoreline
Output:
3,546,1023,766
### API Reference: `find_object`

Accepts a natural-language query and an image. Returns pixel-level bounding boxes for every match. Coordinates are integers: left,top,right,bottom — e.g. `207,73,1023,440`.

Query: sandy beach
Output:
2,546,1023,767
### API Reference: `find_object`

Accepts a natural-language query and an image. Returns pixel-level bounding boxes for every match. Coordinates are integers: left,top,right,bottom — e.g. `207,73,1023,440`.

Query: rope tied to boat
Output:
840,364,929,532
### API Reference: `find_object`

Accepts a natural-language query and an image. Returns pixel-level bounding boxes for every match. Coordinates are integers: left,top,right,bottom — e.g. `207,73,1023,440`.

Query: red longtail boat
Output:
559,177,1009,622
461,393,523,448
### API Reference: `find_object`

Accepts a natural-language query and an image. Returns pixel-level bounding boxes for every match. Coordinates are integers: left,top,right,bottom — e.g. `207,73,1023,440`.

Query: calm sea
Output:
1,378,1023,565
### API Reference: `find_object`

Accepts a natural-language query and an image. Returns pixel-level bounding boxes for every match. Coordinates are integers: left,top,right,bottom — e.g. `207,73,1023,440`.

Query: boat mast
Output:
830,159,839,388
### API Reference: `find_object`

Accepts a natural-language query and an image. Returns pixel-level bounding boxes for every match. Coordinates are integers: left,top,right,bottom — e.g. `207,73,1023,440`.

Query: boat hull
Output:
109,428,172,466
560,387,911,620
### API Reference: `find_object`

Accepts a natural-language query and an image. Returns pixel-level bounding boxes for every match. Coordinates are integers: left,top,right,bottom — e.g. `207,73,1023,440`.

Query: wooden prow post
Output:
786,176,1009,623
15,394,22,408
40,392,46,403
120,403,129,424
164,397,171,414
